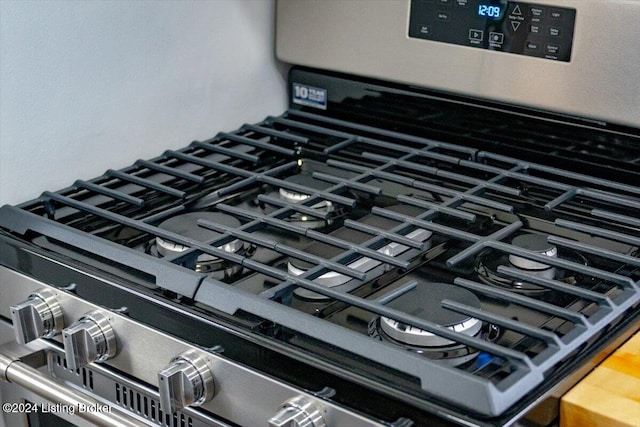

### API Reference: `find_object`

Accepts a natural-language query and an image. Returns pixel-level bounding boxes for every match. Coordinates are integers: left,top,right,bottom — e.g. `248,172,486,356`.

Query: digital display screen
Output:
478,4,502,19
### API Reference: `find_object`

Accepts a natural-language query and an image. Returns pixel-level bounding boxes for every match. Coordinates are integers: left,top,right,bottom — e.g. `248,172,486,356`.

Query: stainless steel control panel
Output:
0,266,380,427
409,0,576,61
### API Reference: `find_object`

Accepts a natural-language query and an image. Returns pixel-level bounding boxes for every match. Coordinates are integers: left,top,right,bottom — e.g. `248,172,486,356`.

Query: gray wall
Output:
0,0,287,206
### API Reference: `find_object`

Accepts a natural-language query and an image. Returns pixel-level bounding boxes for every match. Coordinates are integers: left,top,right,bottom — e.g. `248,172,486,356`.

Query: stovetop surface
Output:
1,69,639,425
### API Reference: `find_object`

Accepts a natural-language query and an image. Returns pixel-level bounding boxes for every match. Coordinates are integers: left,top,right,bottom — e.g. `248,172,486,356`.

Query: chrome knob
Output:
269,396,327,427
62,311,116,370
10,289,63,344
158,349,214,414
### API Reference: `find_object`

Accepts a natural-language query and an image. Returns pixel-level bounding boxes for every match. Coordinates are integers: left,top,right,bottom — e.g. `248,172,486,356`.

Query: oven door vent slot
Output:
53,353,94,390
115,383,194,427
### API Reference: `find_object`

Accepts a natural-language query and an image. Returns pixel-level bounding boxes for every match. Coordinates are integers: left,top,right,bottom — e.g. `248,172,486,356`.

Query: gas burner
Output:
149,212,245,274
509,234,558,271
279,174,332,207
368,282,483,366
272,174,339,229
476,233,588,295
288,205,433,300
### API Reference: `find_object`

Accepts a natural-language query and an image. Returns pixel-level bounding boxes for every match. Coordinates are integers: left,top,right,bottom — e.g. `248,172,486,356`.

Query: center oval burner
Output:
369,282,483,366
288,204,433,300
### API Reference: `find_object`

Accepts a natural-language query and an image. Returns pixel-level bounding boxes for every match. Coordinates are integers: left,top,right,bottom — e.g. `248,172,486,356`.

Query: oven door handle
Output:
0,352,142,427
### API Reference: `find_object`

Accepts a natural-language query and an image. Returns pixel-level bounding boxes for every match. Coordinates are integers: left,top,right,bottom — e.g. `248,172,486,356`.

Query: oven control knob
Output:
269,396,327,427
10,289,64,345
62,311,117,371
158,349,215,414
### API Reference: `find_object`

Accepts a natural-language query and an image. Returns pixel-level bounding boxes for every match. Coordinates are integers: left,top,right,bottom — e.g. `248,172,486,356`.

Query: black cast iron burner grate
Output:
1,109,639,417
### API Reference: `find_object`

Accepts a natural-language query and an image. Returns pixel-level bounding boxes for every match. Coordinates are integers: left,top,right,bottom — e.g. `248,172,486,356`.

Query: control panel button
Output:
525,41,540,51
529,24,542,34
550,9,564,20
548,27,562,37
530,7,544,17
436,11,451,21
469,29,483,41
546,44,560,54
437,0,452,5
508,4,525,32
489,32,504,45
418,24,431,35
455,0,469,7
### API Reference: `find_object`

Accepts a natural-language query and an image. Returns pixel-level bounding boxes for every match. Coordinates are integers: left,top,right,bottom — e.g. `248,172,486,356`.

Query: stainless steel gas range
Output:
2,1,639,426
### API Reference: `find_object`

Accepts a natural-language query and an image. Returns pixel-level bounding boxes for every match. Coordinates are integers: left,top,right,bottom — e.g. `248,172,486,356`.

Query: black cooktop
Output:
1,68,639,426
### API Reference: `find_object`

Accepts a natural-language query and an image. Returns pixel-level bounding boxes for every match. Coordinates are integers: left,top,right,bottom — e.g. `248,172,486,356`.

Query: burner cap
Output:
288,241,342,273
509,234,557,270
379,282,482,347
156,212,243,258
288,242,349,299
278,174,332,204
